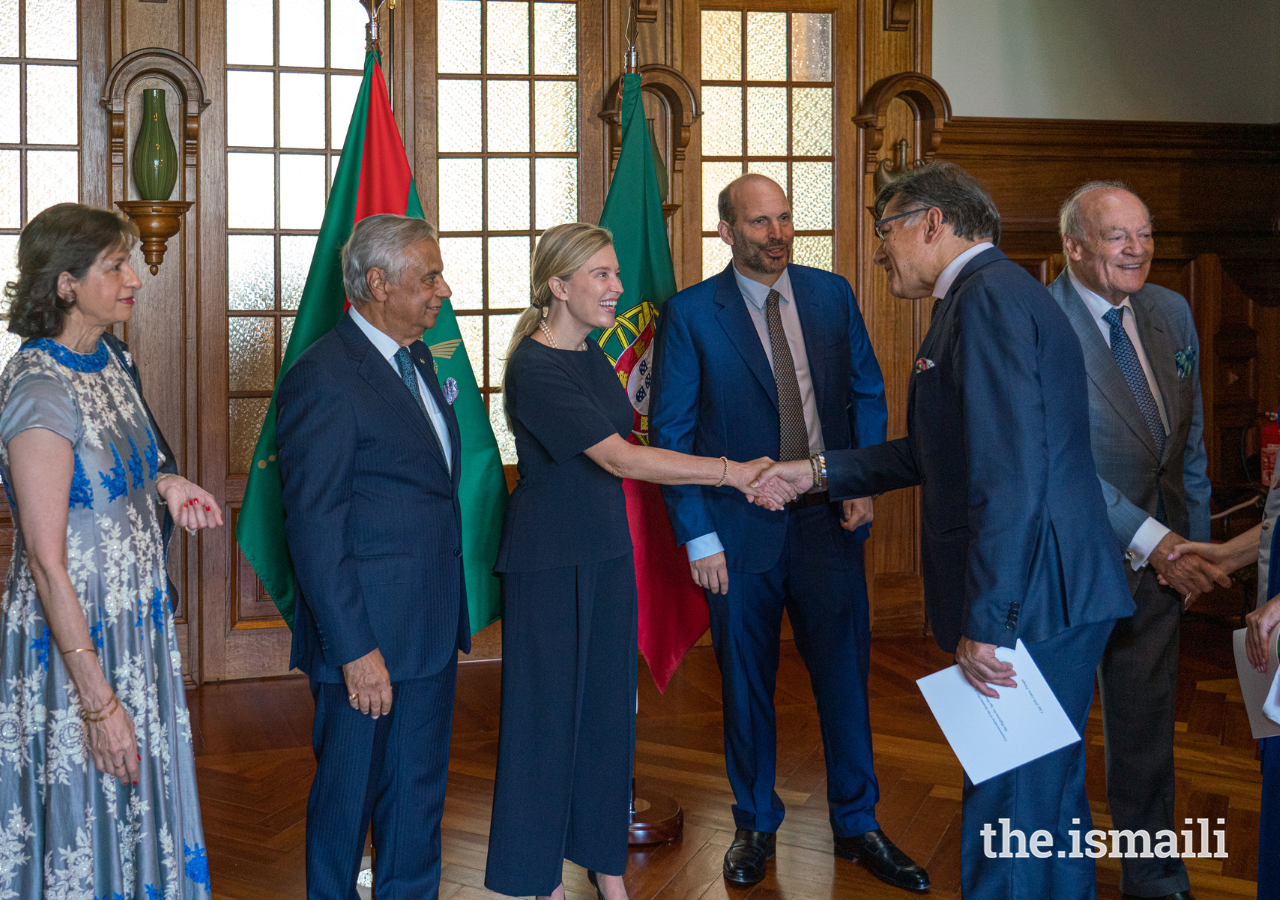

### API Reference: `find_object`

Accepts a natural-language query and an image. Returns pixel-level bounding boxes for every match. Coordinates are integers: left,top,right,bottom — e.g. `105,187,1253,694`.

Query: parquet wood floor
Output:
189,609,1263,900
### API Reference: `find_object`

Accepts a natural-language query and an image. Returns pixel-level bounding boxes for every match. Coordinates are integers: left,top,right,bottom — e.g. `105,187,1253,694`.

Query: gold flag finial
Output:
360,0,388,52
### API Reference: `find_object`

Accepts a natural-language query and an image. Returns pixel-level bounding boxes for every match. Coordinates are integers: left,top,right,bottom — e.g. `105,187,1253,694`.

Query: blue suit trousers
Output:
305,661,458,900
1260,736,1280,900
706,503,878,837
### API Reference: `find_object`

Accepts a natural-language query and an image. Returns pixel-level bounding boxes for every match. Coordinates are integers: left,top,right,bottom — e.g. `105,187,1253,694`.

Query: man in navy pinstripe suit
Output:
277,214,469,900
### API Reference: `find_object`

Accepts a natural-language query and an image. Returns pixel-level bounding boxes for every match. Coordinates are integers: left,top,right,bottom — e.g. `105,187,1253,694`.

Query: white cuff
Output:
684,532,724,562
1126,517,1171,571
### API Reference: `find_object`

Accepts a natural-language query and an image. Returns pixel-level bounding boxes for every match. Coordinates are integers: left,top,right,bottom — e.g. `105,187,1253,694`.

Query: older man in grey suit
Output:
1048,182,1229,900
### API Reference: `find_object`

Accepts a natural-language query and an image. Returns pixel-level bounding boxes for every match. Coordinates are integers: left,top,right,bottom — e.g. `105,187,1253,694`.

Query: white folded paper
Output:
916,639,1080,785
1232,628,1280,739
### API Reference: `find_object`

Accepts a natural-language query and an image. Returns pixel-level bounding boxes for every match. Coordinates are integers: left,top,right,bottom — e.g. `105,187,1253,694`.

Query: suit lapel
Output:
1131,290,1182,455
411,340,463,485
713,264,778,410
789,266,826,415
1056,275,1162,460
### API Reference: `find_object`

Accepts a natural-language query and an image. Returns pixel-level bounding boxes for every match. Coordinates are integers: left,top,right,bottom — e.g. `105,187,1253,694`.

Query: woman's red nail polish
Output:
204,505,210,511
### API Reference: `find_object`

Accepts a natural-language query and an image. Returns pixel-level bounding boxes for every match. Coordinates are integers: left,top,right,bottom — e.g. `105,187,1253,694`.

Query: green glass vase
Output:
133,88,178,201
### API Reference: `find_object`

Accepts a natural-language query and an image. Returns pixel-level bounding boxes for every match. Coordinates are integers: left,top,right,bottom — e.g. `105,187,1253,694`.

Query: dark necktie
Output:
764,289,810,462
394,346,447,464
1102,306,1166,456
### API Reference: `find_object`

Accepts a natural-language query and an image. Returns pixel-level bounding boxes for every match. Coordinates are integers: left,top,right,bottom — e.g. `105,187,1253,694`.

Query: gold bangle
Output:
61,647,96,656
715,456,728,488
84,695,119,723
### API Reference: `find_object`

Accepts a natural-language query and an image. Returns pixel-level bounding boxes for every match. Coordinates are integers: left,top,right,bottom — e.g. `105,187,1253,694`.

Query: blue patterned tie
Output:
1103,307,1166,456
394,346,446,459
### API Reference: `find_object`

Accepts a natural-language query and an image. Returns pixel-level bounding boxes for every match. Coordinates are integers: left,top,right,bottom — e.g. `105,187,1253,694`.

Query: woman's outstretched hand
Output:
749,459,815,508
157,474,225,532
726,457,797,509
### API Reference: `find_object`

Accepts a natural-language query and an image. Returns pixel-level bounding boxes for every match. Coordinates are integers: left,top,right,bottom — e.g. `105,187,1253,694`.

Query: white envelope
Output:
1231,628,1280,739
916,639,1081,785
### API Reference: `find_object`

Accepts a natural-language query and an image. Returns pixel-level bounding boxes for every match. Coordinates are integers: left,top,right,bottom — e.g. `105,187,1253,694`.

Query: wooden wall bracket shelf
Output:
854,71,951,175
101,48,209,274
883,0,914,31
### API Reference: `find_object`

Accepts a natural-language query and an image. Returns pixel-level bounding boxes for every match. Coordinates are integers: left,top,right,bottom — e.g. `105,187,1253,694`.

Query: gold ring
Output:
348,693,358,701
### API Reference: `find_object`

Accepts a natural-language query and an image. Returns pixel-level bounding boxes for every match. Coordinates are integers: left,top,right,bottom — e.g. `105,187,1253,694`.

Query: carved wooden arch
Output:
599,64,702,171
853,71,952,174
102,48,211,170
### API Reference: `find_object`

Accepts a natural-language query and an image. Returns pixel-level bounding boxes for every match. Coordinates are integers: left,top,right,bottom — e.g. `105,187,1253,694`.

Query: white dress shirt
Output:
349,305,452,472
1068,268,1170,569
931,242,993,300
685,264,824,563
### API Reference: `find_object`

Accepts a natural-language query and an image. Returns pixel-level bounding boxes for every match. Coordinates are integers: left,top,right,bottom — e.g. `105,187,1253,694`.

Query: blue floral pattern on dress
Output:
69,452,94,510
98,443,127,502
22,337,109,372
29,625,49,669
126,435,144,490
144,429,159,479
184,842,212,890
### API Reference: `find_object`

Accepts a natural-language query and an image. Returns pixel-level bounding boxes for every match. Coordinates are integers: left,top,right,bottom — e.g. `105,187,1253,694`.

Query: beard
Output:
732,229,791,276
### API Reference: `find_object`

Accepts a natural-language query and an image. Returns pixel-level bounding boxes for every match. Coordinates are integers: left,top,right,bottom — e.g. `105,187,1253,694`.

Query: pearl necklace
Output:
539,319,586,351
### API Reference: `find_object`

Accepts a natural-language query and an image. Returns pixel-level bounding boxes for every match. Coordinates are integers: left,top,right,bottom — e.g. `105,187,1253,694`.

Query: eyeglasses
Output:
873,207,933,241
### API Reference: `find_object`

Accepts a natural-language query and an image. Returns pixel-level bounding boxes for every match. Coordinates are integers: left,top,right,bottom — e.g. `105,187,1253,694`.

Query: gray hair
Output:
341,214,439,305
1058,180,1151,241
873,161,1001,245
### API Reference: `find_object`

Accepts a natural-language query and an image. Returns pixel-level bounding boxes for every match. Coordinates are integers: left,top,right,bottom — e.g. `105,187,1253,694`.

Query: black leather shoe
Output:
585,871,605,900
722,829,775,888
1121,892,1196,900
833,829,930,893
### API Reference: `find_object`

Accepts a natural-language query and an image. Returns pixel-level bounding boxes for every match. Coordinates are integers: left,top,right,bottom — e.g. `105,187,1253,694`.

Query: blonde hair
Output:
501,223,614,400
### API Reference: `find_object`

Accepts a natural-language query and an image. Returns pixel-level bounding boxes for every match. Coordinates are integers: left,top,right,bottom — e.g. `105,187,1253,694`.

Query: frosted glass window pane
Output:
746,87,787,156
26,149,76,217
280,73,326,149
700,87,741,157
746,160,787,192
488,313,519,387
281,315,296,357
0,231,16,292
486,80,529,152
229,316,276,392
791,14,832,82
0,0,16,57
226,0,273,66
702,160,742,231
487,2,529,75
792,88,832,156
487,158,530,231
25,0,76,59
791,162,831,230
456,315,484,388
279,0,324,67
230,398,271,474
488,235,531,309
534,81,576,152
535,157,577,230
226,71,274,148
701,10,740,81
330,0,369,70
533,3,576,75
490,394,516,464
26,65,75,144
438,158,483,232
330,75,362,150
0,149,17,227
438,1,481,74
746,13,786,81
438,80,482,153
439,237,482,310
280,154,326,229
703,236,731,281
227,153,275,229
0,64,18,143
281,235,317,310
793,235,832,271
228,235,275,310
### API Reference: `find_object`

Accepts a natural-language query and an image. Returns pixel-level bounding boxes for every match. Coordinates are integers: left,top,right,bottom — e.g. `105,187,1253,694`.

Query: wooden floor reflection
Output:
189,607,1262,900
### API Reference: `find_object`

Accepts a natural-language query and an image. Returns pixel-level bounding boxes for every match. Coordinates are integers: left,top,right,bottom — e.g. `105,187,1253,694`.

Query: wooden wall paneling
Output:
123,0,183,57
677,0,701,288
412,0,437,220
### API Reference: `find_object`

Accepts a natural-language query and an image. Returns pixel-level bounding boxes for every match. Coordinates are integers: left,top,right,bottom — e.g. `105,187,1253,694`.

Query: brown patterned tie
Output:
765,289,810,461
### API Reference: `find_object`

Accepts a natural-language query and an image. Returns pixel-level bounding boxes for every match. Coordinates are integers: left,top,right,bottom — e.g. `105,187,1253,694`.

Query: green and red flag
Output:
598,73,708,692
236,51,507,635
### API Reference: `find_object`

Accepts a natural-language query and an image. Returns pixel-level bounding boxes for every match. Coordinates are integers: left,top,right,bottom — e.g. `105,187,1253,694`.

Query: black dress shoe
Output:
722,829,776,888
1121,892,1196,900
833,829,930,893
585,871,605,900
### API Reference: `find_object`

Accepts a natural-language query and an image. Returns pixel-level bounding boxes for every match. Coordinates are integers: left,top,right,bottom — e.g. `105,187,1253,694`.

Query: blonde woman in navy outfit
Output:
484,223,795,900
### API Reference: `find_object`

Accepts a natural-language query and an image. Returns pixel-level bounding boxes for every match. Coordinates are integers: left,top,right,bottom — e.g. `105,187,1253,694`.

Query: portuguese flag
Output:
598,73,708,692
236,51,507,634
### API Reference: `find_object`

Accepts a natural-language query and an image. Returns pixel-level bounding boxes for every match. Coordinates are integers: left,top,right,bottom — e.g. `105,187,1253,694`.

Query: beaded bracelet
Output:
715,456,728,488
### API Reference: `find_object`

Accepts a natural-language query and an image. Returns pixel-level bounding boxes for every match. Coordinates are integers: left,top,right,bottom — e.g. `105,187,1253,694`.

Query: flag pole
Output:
359,0,390,110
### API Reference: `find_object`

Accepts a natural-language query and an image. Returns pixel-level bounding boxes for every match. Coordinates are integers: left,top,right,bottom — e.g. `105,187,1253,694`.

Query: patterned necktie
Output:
1102,306,1166,456
765,289,810,462
394,346,447,461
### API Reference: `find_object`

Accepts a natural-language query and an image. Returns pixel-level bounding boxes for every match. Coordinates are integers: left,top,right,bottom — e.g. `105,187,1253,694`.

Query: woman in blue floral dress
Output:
0,203,223,899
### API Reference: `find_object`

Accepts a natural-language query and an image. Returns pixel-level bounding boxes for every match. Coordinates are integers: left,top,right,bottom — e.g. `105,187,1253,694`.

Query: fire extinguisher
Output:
1262,413,1280,487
